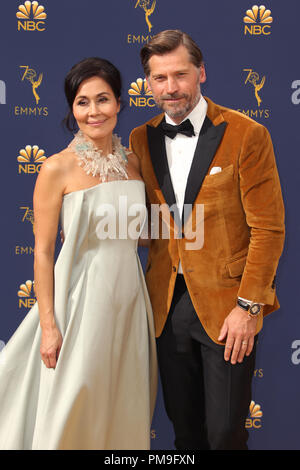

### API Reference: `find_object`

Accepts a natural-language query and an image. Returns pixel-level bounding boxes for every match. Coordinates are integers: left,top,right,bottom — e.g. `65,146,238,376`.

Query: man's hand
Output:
218,306,258,364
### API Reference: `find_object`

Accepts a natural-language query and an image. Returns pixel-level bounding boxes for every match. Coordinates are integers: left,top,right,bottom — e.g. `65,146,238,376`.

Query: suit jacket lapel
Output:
146,122,181,225
146,105,227,228
183,116,227,223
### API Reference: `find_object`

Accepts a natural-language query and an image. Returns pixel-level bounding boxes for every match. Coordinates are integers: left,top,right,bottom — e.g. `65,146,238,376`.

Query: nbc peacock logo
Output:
18,280,36,309
17,145,47,174
243,5,273,35
245,400,263,429
128,78,155,108
17,1,47,31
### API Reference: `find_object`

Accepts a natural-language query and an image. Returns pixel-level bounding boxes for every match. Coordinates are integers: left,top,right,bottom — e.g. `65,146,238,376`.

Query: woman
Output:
0,58,157,450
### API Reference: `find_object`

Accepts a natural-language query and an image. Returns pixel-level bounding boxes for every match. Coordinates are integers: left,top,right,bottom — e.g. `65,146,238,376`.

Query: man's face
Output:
146,45,206,124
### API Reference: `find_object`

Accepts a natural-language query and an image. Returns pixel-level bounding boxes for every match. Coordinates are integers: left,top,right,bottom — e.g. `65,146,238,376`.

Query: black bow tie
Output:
161,119,195,139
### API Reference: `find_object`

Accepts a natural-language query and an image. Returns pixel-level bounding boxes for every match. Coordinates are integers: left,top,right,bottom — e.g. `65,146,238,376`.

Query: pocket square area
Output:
209,166,222,175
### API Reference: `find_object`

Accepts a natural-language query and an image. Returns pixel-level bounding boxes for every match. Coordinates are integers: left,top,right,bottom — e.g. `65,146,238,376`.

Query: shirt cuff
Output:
238,297,265,306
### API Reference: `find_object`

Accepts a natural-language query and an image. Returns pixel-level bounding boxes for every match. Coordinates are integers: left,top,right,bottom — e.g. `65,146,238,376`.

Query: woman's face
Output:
72,76,120,144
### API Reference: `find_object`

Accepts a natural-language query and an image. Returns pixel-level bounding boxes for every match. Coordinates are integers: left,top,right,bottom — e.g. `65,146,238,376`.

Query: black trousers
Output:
156,274,257,450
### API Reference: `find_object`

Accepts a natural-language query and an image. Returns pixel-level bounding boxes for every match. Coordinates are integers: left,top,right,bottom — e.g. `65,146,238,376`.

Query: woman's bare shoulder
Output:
127,151,141,171
39,147,77,177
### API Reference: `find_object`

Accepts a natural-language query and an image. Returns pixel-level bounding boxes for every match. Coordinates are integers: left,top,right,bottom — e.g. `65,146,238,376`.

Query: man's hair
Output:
140,29,203,76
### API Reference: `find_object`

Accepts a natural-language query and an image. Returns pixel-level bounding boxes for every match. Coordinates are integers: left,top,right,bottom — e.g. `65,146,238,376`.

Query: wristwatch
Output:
237,298,261,318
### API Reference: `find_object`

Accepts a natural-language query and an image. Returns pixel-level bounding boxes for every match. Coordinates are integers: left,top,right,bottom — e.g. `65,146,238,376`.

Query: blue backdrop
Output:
0,0,299,450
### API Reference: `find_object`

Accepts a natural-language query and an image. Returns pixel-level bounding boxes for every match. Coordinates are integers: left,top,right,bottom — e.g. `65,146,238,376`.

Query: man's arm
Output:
237,123,285,303
219,123,285,364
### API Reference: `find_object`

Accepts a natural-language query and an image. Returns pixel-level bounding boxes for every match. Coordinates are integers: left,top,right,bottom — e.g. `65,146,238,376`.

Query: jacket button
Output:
172,266,177,272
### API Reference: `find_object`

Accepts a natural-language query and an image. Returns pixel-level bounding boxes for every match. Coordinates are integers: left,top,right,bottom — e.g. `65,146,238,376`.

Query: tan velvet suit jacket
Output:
129,97,285,344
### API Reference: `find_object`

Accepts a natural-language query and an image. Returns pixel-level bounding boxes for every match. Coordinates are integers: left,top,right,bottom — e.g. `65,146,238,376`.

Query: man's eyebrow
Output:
152,69,189,77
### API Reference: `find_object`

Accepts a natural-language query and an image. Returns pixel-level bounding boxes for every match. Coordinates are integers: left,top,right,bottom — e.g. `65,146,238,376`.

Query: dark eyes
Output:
77,97,109,106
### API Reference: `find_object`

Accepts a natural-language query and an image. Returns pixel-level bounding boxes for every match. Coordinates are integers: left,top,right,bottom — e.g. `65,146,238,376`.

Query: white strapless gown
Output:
0,180,157,450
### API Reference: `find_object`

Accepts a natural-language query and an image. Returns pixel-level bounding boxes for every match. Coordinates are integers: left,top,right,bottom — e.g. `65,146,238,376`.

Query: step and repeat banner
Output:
0,0,299,450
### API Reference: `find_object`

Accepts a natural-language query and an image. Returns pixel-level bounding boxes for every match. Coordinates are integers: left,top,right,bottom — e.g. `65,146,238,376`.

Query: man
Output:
129,30,285,450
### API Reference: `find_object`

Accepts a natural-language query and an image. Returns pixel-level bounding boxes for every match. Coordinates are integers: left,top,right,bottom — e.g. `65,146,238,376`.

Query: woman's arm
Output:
33,155,66,369
126,152,151,247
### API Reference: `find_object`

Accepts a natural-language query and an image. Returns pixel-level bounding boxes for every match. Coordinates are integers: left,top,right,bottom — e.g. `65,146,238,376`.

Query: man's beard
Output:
155,88,200,120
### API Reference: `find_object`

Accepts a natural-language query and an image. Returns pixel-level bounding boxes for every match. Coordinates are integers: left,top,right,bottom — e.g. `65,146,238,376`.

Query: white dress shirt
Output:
165,95,208,273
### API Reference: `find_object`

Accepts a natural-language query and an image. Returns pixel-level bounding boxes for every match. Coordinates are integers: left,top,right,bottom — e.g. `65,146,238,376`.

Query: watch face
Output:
250,304,260,315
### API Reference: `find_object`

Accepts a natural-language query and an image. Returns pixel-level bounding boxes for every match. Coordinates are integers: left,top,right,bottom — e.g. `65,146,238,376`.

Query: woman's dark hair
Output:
63,57,122,131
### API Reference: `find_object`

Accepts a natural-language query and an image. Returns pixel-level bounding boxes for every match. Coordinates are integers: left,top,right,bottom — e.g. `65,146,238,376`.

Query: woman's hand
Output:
33,155,66,370
40,326,63,369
